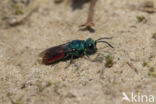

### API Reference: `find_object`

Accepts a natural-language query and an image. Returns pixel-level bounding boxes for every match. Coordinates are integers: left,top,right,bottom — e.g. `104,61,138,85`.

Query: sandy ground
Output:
0,0,156,104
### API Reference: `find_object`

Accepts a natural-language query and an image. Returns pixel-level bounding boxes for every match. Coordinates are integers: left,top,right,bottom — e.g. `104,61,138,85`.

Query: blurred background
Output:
0,0,156,104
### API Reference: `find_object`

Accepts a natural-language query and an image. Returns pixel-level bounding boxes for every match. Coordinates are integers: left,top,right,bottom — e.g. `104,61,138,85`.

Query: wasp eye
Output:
88,44,94,49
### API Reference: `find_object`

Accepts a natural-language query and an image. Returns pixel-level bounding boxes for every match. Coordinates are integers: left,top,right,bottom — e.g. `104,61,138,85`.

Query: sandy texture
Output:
0,0,156,104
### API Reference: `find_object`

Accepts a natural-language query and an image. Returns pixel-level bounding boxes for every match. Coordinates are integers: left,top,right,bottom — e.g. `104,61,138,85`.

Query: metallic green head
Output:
85,37,113,54
85,38,97,53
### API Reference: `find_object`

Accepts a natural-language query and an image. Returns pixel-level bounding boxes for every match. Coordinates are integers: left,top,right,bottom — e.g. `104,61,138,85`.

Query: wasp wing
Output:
39,44,67,65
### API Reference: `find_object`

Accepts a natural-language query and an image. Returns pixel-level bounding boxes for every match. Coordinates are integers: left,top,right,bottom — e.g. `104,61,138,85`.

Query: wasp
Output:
39,37,113,65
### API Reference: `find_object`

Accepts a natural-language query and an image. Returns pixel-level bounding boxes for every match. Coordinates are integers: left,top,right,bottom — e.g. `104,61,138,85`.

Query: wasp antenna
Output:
97,41,114,48
96,37,113,41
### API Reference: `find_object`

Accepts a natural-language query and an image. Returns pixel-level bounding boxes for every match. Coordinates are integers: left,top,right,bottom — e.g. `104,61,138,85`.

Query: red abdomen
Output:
39,44,67,65
42,53,65,64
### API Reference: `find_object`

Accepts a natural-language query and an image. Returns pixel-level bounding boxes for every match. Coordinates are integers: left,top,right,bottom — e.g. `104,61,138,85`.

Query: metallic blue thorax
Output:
66,40,86,57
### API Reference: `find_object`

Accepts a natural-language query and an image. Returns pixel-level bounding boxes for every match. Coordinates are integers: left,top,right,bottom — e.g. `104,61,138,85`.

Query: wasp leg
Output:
80,0,97,28
84,52,93,62
84,52,89,58
65,55,73,69
69,55,73,64
62,54,69,60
